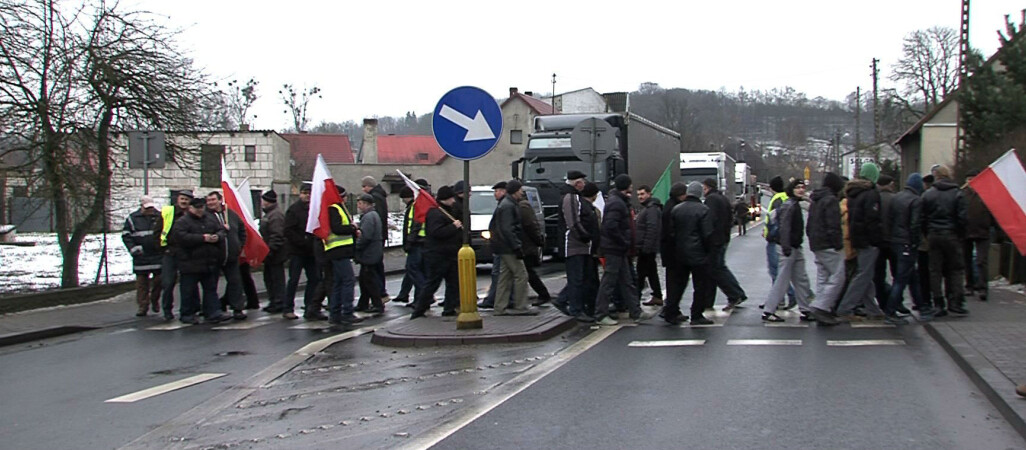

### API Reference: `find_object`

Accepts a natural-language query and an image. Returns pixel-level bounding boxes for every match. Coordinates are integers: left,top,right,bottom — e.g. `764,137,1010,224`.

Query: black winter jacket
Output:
889,186,922,247
518,198,544,258
209,208,246,263
425,204,462,256
284,199,315,258
806,187,843,251
878,188,896,244
369,184,389,238
324,203,357,260
660,197,681,268
844,179,883,249
260,203,288,265
964,187,993,240
489,194,523,255
670,197,713,265
600,189,634,257
122,209,163,272
777,197,805,255
635,197,662,255
171,212,227,274
921,179,967,235
703,188,733,247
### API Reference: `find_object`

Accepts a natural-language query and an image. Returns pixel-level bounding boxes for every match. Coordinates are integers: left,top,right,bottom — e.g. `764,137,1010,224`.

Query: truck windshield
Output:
469,191,498,215
524,158,606,182
680,168,718,185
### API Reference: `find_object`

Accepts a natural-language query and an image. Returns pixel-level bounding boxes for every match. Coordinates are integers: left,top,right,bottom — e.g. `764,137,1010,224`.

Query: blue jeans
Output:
765,242,795,302
329,258,356,318
397,245,425,300
887,243,928,314
286,254,320,313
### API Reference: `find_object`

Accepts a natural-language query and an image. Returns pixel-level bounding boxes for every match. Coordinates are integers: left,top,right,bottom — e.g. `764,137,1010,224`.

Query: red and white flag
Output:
221,158,269,266
396,169,438,223
306,154,345,240
969,149,1026,255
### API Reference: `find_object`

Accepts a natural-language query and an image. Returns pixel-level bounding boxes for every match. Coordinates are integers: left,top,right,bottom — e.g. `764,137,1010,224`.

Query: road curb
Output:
371,313,577,347
925,322,1026,441
0,326,100,347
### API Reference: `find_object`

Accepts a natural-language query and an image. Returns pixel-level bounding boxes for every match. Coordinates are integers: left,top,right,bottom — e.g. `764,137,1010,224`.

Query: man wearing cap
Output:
664,181,715,325
355,193,385,314
156,190,194,320
361,176,390,301
702,178,748,310
260,190,292,318
170,197,229,324
206,191,248,320
284,183,323,320
836,163,887,320
490,180,535,315
412,186,463,318
479,181,507,309
595,174,655,325
394,186,424,304
922,164,969,316
553,170,590,315
122,195,163,317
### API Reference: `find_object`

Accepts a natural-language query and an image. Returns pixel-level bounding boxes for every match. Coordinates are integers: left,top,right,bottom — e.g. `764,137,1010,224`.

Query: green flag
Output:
651,160,675,203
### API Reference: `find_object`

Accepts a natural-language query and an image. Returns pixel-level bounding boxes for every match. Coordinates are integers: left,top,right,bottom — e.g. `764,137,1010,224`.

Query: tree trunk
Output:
60,240,80,288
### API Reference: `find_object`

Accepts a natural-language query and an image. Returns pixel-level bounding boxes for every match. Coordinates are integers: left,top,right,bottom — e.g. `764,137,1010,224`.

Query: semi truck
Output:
734,162,761,218
679,152,736,199
514,112,681,256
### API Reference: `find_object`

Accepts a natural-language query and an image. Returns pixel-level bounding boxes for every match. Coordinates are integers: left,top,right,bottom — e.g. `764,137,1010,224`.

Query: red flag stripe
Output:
971,165,1026,255
222,181,269,266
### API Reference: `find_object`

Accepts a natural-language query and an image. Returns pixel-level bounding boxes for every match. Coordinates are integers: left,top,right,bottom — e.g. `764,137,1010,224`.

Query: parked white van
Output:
468,185,545,264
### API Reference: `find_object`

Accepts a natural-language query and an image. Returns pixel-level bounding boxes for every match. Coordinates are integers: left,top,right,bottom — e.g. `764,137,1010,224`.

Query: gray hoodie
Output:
355,210,383,265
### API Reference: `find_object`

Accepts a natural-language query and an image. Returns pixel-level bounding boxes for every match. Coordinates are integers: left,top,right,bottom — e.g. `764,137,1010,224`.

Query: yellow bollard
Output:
456,244,483,329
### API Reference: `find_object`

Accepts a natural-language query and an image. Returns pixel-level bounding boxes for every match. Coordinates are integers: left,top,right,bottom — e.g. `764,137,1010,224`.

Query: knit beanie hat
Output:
906,173,924,194
686,181,704,198
614,174,632,191
823,172,844,195
859,162,880,184
769,176,784,193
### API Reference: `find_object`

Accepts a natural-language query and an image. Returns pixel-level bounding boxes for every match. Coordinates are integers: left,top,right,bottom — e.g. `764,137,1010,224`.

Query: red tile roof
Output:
502,93,556,115
376,135,447,165
281,133,355,168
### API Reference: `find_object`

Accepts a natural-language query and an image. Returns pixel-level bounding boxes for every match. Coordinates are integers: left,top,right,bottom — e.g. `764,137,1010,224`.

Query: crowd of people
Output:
121,161,996,328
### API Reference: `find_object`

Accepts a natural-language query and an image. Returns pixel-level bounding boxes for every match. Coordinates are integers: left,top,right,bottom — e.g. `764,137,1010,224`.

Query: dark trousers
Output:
160,253,178,317
636,252,662,298
179,271,220,320
664,263,709,318
414,252,459,314
699,244,746,308
357,262,384,310
928,232,966,309
874,245,898,309
219,259,244,311
377,261,388,297
737,217,747,235
965,239,990,293
263,261,287,311
887,244,928,315
558,254,597,316
240,263,259,308
918,250,932,306
595,254,640,320
525,256,551,301
396,245,425,301
286,254,321,313
135,272,162,313
328,258,356,319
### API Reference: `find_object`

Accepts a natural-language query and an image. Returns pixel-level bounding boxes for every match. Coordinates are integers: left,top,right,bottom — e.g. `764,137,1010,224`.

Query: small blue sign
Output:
432,86,502,160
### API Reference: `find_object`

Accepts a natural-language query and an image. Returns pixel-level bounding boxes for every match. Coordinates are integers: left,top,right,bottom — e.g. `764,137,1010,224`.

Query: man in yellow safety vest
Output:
323,186,362,326
156,190,194,320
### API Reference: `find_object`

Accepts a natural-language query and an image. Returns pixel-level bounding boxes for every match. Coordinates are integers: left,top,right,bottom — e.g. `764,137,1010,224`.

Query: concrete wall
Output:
554,89,608,113
478,100,536,184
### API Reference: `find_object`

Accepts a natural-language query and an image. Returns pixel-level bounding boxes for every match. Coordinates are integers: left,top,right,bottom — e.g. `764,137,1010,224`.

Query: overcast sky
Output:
129,0,1024,130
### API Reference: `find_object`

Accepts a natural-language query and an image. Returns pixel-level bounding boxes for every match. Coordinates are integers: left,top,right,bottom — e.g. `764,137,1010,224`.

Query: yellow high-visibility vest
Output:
406,205,426,237
763,192,789,238
160,205,175,247
324,203,355,250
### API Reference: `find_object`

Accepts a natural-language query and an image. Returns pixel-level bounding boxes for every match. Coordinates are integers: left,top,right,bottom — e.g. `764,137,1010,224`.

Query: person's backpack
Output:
765,206,781,242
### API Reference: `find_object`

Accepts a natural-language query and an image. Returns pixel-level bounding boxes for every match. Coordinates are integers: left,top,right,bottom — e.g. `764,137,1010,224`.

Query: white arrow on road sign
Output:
438,104,495,142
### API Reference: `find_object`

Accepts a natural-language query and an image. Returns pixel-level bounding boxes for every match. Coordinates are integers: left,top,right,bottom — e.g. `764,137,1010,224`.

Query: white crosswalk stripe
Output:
104,373,226,403
827,339,906,346
628,340,706,347
727,339,803,346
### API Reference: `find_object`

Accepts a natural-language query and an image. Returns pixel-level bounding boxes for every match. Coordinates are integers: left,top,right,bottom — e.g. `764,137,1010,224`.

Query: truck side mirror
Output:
511,158,524,179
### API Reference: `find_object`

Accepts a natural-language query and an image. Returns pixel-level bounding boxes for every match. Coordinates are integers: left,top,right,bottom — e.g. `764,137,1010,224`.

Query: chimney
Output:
509,87,518,97
361,118,378,164
239,123,250,131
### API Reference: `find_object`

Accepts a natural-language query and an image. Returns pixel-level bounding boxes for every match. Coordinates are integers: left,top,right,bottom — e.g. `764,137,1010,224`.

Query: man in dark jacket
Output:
922,165,969,315
206,192,248,320
283,183,323,320
479,182,508,309
836,163,886,319
394,187,423,304
122,195,163,317
490,181,534,315
412,186,463,319
764,176,796,308
324,187,362,326
518,189,551,306
157,190,193,320
362,176,390,300
259,191,291,317
554,171,591,316
883,173,934,324
660,182,687,311
355,194,385,314
874,175,900,312
635,185,663,306
806,173,845,325
702,178,748,310
595,174,655,325
762,180,815,322
171,197,229,324
664,182,715,325
734,200,749,235
963,169,993,300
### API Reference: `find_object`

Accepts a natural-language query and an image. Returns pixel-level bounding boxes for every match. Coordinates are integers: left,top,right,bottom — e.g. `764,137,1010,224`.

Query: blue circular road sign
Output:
432,86,502,160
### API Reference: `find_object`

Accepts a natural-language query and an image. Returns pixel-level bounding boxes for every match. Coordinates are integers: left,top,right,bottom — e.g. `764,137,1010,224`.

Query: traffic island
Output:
371,309,576,347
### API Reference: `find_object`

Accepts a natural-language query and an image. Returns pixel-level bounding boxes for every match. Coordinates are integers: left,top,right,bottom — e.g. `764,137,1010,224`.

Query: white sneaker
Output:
597,316,618,326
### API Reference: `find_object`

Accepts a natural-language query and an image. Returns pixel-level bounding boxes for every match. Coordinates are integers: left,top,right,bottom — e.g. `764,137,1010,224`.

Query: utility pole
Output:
955,0,970,169
855,87,862,151
551,73,557,112
871,58,880,144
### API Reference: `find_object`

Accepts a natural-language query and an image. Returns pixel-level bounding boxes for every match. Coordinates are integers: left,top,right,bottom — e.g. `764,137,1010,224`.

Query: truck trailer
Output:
679,152,736,199
515,112,681,256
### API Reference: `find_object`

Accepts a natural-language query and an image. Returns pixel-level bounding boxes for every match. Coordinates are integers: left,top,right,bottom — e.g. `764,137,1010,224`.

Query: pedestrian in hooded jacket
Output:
122,195,163,317
963,169,994,301
883,173,935,324
206,191,248,320
836,163,886,320
874,175,901,313
553,171,591,317
921,165,969,316
171,197,229,324
806,172,845,325
635,185,663,306
762,179,815,322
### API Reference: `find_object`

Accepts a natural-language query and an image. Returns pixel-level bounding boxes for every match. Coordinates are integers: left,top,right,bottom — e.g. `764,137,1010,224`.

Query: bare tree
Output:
890,26,959,112
279,83,321,131
0,0,210,288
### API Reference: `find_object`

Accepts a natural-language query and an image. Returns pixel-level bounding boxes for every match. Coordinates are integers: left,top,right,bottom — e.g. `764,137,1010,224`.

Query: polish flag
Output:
221,159,269,266
396,169,438,223
306,154,345,240
969,149,1026,255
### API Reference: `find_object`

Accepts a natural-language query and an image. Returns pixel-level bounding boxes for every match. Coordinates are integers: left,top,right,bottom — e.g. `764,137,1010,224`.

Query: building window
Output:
250,190,262,219
244,145,257,162
200,144,224,187
417,152,429,161
510,129,523,144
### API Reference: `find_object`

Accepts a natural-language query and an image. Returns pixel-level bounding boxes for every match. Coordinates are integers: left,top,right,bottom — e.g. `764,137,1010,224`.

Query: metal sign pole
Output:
142,132,150,195
589,118,597,181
